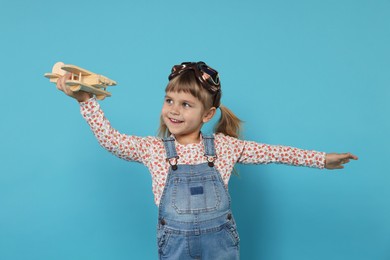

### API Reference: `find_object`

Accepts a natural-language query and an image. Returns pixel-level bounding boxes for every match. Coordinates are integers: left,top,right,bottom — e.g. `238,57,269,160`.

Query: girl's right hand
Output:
56,73,92,102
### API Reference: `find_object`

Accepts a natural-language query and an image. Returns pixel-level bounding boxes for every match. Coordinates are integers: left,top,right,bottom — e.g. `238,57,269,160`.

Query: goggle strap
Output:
168,62,221,97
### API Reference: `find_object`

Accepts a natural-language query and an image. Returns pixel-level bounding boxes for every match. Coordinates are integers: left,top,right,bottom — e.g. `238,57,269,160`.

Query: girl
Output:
56,61,358,260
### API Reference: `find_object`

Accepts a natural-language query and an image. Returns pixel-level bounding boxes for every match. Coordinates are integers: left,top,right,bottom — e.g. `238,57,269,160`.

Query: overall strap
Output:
202,134,216,156
162,137,179,170
162,137,178,159
202,134,217,167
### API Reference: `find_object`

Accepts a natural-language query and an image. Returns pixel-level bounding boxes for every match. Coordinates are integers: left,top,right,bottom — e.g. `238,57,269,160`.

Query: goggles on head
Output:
168,61,221,95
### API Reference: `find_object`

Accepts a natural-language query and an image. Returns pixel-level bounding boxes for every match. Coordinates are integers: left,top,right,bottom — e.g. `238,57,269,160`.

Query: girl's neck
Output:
174,132,202,145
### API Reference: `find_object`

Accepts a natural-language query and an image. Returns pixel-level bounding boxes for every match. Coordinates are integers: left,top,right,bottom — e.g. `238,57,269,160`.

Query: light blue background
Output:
1,0,389,259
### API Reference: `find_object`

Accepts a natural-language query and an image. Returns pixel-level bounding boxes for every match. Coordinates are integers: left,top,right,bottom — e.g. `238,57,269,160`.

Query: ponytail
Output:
214,105,242,138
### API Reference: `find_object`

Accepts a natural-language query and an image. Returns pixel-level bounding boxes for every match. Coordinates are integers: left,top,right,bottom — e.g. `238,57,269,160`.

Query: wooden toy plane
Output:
44,62,117,100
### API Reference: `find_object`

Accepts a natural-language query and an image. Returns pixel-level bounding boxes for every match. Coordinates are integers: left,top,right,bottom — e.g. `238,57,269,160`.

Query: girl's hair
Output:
158,70,242,138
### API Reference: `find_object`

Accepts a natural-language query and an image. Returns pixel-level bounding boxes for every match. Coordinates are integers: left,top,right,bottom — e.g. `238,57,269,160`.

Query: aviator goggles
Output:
168,62,221,95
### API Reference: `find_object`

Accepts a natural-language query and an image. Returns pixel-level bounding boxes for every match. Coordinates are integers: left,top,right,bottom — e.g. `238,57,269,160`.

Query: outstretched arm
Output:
325,153,358,170
56,73,155,164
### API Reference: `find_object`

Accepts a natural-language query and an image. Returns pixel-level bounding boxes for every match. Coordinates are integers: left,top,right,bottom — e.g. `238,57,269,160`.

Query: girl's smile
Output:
168,118,183,124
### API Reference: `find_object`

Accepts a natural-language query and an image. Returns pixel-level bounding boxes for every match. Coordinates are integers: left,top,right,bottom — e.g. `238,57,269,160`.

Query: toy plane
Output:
44,62,117,100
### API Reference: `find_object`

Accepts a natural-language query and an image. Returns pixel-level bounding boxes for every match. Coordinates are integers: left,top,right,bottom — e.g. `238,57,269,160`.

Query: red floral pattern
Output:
80,98,326,206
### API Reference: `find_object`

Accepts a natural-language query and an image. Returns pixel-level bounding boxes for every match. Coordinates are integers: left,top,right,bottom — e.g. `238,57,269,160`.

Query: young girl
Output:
56,61,358,260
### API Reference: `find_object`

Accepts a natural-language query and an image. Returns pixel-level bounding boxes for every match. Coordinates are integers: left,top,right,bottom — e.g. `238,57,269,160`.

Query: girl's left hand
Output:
325,153,359,170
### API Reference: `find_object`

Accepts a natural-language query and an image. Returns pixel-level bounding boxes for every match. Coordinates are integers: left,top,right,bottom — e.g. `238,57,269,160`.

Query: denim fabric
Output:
158,136,240,260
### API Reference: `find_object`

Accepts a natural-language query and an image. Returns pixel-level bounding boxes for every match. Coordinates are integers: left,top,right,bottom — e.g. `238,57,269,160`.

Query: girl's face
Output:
161,91,215,145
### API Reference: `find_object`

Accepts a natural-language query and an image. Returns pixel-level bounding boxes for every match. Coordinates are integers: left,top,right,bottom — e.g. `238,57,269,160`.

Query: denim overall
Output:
157,135,240,260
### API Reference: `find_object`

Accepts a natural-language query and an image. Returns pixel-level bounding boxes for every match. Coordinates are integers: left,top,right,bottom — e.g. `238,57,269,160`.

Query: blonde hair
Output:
158,70,242,138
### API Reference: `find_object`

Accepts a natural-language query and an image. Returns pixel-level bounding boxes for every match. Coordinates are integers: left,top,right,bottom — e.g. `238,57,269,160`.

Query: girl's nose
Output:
169,109,179,115
169,105,180,115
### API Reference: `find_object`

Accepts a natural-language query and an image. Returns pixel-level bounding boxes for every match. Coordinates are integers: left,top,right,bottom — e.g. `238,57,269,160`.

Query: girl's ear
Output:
202,107,217,123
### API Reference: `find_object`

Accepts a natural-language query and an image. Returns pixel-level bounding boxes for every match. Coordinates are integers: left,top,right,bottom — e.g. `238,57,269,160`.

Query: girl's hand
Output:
325,153,358,170
56,73,92,102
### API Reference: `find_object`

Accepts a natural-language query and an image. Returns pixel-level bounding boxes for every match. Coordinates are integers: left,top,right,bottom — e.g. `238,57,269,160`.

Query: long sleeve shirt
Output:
80,98,326,206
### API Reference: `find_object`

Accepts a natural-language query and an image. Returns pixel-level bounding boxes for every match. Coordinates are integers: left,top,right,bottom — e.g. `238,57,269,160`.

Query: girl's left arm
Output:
219,134,357,169
238,140,327,168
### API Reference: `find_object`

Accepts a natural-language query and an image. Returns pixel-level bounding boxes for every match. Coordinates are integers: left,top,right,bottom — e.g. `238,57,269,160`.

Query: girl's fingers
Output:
340,159,350,164
351,154,359,160
56,73,72,93
343,153,358,160
56,78,63,91
348,153,358,160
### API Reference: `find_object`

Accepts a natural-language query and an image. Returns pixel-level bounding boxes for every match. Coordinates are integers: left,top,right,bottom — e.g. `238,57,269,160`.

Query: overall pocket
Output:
171,175,221,214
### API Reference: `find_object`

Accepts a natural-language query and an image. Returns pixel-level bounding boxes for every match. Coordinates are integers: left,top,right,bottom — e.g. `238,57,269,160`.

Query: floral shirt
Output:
80,98,326,206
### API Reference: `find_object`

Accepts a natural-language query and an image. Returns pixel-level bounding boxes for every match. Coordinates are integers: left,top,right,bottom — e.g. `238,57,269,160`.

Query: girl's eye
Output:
165,98,173,104
183,102,191,108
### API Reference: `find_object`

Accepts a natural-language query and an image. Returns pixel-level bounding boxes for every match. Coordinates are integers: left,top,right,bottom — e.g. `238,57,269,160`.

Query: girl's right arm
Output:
56,74,156,164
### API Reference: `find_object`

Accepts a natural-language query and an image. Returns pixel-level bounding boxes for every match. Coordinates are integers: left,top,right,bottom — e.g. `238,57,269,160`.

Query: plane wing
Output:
66,80,111,100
